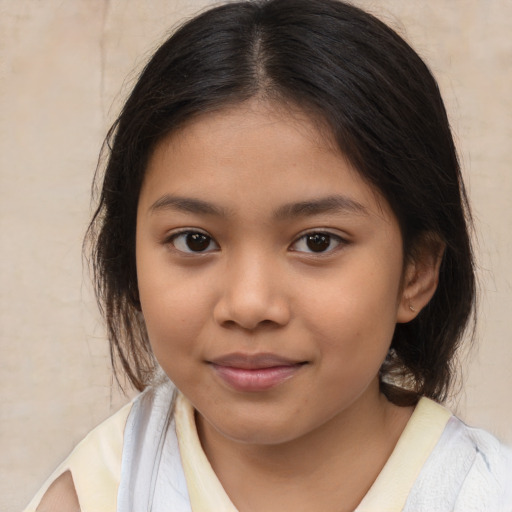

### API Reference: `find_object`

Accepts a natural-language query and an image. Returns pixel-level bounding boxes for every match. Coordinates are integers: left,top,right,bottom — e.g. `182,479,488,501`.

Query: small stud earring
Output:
409,303,417,312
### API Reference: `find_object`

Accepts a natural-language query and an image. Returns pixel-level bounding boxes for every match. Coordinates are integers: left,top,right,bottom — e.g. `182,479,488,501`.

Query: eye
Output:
168,231,219,253
291,232,344,253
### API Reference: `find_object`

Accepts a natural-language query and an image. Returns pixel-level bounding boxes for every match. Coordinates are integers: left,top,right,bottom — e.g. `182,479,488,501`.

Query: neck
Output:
196,380,413,512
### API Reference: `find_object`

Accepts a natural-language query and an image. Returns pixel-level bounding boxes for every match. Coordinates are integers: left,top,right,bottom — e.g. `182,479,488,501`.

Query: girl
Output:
25,0,512,510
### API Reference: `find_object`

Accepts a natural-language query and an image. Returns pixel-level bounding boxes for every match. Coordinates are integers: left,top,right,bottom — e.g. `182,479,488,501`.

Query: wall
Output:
1,1,511,509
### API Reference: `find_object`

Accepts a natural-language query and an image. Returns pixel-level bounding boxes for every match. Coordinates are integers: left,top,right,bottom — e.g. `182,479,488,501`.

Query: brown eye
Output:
306,233,331,252
291,231,343,254
186,233,210,251
171,231,218,253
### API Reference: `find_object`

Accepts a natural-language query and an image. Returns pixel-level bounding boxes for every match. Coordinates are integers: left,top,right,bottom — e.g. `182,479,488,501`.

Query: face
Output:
136,102,409,446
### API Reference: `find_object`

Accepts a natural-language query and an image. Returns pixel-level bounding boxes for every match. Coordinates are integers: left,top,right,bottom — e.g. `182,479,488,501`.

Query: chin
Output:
224,425,301,446
200,410,306,447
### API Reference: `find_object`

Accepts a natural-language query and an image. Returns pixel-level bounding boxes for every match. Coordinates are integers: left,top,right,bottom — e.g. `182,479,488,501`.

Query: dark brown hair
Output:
87,0,475,403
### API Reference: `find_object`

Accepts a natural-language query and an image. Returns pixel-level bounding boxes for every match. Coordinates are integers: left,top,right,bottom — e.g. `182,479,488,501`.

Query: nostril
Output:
220,318,280,331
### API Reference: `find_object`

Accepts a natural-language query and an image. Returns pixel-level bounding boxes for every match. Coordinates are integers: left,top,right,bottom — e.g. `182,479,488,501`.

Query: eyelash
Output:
164,229,348,255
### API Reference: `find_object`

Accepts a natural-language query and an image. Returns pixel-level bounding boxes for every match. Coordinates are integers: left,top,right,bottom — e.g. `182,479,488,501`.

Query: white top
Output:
25,379,512,511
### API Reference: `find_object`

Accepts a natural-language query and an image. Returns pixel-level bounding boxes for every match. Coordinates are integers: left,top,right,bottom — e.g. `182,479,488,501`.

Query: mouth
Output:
207,353,308,392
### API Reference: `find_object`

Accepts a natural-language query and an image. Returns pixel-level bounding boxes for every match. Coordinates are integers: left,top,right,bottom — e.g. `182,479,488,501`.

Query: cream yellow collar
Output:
175,394,238,512
356,397,451,511
174,394,451,512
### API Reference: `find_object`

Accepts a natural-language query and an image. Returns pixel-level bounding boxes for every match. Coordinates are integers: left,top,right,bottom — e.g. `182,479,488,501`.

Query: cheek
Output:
140,288,209,388
299,256,402,374
141,287,204,340
303,262,401,335
137,257,214,366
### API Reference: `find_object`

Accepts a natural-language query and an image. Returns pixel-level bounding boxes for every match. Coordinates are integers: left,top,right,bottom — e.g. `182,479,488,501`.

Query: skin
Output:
36,471,80,512
135,101,440,511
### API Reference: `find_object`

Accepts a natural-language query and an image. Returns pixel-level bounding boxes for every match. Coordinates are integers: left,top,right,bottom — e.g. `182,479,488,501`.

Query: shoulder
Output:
444,417,512,482
33,471,80,512
453,420,512,509
24,400,135,512
405,411,512,512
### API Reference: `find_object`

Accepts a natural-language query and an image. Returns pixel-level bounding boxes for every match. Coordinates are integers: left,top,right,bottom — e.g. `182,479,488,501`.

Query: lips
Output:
208,353,307,392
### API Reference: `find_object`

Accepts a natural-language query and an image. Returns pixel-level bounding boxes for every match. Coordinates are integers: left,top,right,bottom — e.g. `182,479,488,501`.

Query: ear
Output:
397,233,445,323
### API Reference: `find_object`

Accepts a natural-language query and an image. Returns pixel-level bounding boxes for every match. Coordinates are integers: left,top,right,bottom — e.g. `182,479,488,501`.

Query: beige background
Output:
1,1,511,510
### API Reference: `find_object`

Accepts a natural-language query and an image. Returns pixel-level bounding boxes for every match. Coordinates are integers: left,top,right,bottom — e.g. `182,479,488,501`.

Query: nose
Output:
213,252,291,331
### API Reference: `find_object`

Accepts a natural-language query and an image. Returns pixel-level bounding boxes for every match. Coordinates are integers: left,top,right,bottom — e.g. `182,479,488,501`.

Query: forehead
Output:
139,101,391,221
150,101,336,172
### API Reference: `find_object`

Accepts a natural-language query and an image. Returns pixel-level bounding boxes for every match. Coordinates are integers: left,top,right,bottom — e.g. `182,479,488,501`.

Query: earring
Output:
409,303,417,312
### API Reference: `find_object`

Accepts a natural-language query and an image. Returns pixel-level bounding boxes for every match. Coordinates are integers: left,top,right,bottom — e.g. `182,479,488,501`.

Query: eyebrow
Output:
149,194,368,219
149,195,230,217
274,195,368,219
